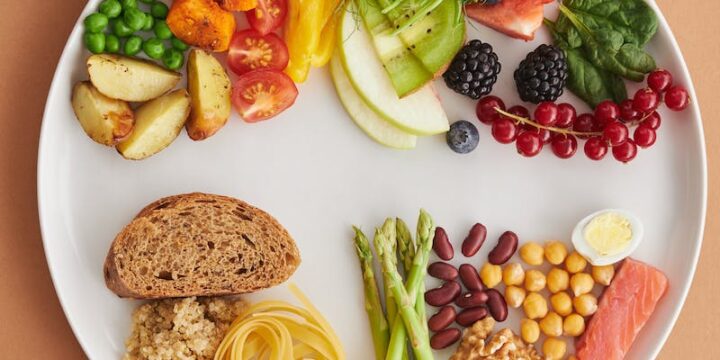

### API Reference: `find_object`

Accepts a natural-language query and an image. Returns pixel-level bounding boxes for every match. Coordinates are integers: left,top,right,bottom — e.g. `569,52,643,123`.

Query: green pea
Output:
121,0,137,9
84,32,106,54
123,7,146,31
143,38,165,59
124,35,143,55
105,34,120,53
142,13,154,31
98,0,122,18
84,13,109,33
162,48,184,70
153,20,173,40
112,19,134,37
171,37,189,51
151,2,169,19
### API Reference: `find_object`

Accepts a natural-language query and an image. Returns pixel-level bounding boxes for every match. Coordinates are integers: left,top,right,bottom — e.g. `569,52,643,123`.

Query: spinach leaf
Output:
565,47,628,107
561,0,658,46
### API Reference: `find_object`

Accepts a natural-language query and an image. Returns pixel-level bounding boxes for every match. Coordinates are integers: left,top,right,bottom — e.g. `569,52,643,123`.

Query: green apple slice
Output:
330,56,417,149
337,3,449,136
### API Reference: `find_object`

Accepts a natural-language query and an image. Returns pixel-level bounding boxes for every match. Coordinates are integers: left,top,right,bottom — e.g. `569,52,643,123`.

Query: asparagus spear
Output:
379,210,434,360
396,218,415,275
353,227,390,360
375,218,398,330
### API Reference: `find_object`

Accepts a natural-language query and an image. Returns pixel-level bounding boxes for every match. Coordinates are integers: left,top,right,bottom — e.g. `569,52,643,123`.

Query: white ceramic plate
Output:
38,1,706,359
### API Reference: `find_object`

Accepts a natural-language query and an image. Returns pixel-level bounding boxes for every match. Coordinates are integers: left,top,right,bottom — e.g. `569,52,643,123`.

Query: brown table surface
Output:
0,0,717,359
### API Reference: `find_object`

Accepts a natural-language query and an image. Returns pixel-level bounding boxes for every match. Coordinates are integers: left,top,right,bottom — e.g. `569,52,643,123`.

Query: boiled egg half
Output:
571,209,644,266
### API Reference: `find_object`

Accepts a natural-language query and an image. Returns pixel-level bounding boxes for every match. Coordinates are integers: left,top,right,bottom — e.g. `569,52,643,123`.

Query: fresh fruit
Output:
476,96,505,125
514,44,568,104
507,105,530,120
602,121,629,147
117,89,191,160
231,69,298,122
447,121,480,154
555,103,576,128
594,100,620,127
166,0,236,52
665,85,690,111
641,111,661,130
465,0,554,41
647,69,672,93
619,99,640,122
227,30,289,76
612,139,638,163
443,40,501,99
247,0,287,35
491,118,518,144
329,57,416,149
633,126,656,148
71,81,134,146
632,88,660,113
573,113,598,138
534,102,558,126
338,6,449,135
551,134,577,159
584,137,608,160
516,131,543,157
186,49,232,141
86,54,182,102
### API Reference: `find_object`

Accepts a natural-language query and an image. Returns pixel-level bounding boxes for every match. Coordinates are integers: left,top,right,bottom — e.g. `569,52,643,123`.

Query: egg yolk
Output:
583,212,633,256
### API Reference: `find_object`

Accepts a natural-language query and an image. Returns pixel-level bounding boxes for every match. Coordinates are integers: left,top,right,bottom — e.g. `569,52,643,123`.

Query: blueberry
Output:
447,121,480,154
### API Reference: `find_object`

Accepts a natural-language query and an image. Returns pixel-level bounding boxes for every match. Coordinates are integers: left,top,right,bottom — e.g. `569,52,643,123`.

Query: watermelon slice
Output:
465,0,554,41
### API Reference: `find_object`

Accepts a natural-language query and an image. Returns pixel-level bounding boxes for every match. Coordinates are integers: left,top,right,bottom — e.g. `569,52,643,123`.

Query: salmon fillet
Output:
576,258,668,360
465,0,554,41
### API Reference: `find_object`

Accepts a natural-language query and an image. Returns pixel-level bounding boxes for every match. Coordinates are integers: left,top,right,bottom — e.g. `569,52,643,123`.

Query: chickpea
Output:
524,269,547,292
521,318,540,344
480,263,502,288
550,292,573,316
565,251,588,273
547,267,569,293
570,272,595,296
592,265,615,286
523,292,548,320
540,311,563,337
573,293,598,316
505,285,527,308
564,313,586,337
544,241,568,265
503,263,525,286
542,337,567,360
520,242,545,266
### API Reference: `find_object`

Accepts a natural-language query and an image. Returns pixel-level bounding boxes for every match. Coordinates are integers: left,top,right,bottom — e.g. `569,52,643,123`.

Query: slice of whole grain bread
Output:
104,193,301,299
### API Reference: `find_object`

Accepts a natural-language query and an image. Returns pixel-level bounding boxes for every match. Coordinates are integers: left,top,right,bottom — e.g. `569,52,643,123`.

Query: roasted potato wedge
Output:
166,0,236,52
186,49,232,141
71,81,134,146
217,0,257,11
117,89,191,160
87,54,181,102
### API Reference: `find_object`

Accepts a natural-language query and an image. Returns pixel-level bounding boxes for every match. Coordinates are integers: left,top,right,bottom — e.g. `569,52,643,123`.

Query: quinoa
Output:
124,297,245,360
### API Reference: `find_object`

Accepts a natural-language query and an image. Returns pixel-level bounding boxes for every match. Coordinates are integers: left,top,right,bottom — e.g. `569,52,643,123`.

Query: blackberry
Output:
514,44,568,104
443,40,501,99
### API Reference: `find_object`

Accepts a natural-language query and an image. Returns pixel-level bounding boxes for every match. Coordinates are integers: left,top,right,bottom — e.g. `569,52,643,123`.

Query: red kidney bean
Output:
488,231,519,265
428,262,459,281
425,281,461,307
461,223,487,257
456,307,489,327
432,227,454,260
485,288,508,322
430,328,462,350
458,263,484,291
428,306,456,332
455,291,489,308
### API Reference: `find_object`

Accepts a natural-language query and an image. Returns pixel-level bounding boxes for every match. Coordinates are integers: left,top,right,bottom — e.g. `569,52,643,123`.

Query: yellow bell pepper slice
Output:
284,0,326,82
311,0,342,67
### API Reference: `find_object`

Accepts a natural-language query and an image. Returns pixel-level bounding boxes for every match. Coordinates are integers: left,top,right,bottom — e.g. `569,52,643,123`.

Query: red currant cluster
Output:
475,69,690,163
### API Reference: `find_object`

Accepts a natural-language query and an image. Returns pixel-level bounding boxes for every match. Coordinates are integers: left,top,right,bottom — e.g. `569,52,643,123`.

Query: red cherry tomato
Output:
227,29,289,76
231,69,298,122
246,0,288,35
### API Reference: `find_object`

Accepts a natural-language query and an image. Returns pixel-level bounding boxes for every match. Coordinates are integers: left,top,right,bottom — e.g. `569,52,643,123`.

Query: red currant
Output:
612,139,638,163
534,102,558,126
634,126,657,148
551,133,578,159
594,100,620,127
584,136,608,160
664,85,690,111
491,118,518,144
647,69,673,93
516,131,543,157
602,121,629,146
476,96,506,125
573,113,598,138
632,88,660,113
641,111,661,130
556,103,577,128
506,105,530,119
536,128,552,144
619,99,640,122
